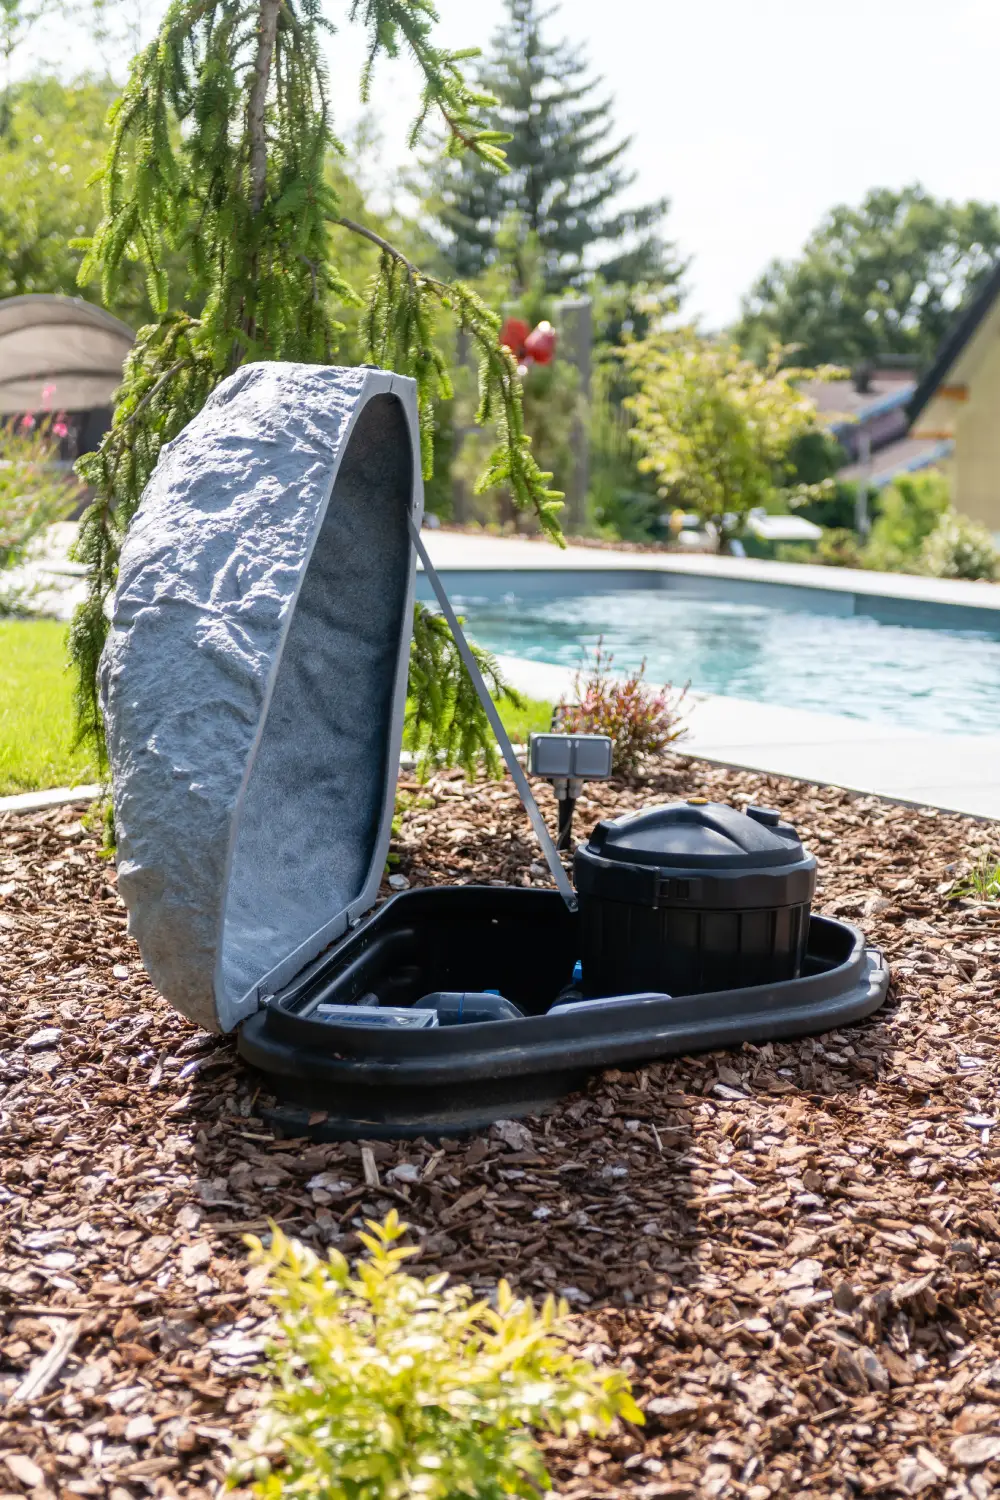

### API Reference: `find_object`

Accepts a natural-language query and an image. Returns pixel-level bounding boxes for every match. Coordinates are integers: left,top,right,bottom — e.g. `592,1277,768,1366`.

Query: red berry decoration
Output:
524,320,556,365
499,317,531,358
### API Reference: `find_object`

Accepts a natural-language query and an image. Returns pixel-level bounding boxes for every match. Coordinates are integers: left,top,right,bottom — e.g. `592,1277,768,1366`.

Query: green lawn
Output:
494,692,553,744
0,619,97,795
0,617,552,797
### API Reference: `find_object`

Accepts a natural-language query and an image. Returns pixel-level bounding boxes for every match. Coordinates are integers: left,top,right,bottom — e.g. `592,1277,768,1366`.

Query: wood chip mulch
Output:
3,757,1000,1500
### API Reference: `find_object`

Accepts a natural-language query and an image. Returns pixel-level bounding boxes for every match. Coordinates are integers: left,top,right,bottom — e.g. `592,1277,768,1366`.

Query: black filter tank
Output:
574,800,817,998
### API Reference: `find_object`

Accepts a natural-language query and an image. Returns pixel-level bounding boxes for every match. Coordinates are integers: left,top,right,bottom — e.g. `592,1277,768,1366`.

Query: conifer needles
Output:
71,0,563,772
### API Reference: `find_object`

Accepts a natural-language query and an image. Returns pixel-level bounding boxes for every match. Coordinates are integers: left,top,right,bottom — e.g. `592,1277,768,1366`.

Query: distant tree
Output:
623,335,836,551
428,0,682,294
1,0,53,134
0,75,153,319
736,185,1000,369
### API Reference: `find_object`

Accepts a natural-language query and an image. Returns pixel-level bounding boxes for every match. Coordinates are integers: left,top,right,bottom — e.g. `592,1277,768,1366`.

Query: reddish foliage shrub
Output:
557,640,688,776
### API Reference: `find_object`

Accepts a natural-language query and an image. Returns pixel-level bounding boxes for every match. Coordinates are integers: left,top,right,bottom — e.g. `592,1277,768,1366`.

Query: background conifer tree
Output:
428,0,681,294
70,0,565,772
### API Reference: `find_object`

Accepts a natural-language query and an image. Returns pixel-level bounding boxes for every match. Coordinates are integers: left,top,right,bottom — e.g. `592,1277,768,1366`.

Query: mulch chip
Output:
2,756,1000,1500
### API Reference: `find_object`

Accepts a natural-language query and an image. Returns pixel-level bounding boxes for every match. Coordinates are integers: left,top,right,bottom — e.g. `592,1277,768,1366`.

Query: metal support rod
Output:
408,517,578,912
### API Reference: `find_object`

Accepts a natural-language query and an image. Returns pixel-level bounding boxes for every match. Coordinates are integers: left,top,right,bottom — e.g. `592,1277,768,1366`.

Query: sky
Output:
27,0,1000,328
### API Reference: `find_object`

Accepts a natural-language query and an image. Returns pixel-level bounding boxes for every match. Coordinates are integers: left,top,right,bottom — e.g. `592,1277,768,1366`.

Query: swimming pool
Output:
453,588,1000,737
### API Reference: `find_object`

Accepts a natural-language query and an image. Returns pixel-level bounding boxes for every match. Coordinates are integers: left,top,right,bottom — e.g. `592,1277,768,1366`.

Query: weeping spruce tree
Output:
70,0,565,773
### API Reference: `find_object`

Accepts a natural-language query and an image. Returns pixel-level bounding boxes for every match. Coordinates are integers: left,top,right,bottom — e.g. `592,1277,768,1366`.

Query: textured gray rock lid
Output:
100,363,423,1033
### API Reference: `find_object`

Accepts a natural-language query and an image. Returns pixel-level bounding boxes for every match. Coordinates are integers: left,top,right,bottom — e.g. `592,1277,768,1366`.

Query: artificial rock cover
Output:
100,363,423,1033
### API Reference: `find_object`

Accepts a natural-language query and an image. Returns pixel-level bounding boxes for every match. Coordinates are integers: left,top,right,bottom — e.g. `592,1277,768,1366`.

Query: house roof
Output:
798,374,915,431
837,434,953,489
909,258,1000,424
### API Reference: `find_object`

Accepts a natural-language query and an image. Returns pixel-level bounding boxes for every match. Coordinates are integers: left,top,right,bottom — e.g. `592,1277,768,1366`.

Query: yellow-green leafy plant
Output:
230,1212,642,1500
622,334,842,552
920,509,1000,581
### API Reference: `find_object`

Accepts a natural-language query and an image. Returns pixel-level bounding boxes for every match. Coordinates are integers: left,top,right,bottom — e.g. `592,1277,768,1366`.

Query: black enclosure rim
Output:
239,898,889,1109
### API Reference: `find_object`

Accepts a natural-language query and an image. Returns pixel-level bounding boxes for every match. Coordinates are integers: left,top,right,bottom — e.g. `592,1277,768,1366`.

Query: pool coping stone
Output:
420,529,1000,633
494,653,1000,825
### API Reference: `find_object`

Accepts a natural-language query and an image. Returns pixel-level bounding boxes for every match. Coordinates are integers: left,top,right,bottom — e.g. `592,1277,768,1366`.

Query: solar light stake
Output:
528,733,614,850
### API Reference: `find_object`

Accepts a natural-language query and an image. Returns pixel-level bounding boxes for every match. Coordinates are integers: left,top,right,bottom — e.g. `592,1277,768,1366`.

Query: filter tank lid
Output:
582,800,808,871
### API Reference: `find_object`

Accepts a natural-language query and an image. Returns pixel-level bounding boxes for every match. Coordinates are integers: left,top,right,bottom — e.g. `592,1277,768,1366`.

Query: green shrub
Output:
557,639,688,776
920,510,1000,581
815,527,866,568
591,487,666,543
792,480,864,533
588,359,664,542
0,415,80,611
775,527,865,568
230,1213,642,1500
863,471,950,572
784,427,850,489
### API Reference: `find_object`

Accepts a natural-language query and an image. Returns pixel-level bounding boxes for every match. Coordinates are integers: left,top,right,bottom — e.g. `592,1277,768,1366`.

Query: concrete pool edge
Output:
492,653,1000,824
419,531,1000,635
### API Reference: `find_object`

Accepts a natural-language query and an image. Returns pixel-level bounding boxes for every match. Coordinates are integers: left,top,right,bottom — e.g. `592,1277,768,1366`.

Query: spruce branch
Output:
407,603,523,779
335,216,436,280
336,214,565,539
114,358,188,430
347,0,511,168
71,0,561,785
70,315,216,759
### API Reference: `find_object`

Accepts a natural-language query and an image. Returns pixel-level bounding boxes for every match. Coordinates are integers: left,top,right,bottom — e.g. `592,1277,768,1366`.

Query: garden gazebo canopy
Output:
0,293,133,414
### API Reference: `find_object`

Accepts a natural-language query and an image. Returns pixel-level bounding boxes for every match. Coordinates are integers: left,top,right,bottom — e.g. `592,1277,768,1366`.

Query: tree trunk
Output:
248,0,281,214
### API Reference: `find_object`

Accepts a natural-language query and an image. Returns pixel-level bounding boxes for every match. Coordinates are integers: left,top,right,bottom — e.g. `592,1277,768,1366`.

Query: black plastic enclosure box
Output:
237,885,889,1138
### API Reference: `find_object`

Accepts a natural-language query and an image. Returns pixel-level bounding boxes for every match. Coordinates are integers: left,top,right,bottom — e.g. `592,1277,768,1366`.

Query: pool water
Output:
455,589,1000,737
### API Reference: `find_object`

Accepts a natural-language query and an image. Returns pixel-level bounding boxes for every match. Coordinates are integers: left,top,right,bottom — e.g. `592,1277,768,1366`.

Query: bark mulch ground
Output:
3,757,1000,1500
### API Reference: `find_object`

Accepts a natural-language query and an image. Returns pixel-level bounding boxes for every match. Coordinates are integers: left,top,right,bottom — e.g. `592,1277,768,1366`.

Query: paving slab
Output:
494,653,1000,823
0,783,101,815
